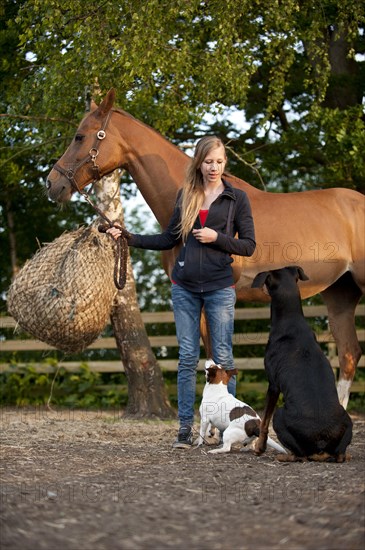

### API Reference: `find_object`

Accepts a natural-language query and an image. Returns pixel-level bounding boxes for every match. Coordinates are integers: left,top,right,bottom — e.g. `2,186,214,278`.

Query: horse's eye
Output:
75,134,84,142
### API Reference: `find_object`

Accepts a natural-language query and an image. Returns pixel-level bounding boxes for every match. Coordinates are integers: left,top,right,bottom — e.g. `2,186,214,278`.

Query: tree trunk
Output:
93,171,175,418
110,279,174,418
6,198,19,278
325,26,360,110
303,25,360,110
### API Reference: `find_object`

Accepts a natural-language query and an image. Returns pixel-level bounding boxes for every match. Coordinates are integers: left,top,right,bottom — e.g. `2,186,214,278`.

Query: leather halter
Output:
52,109,129,291
53,110,113,194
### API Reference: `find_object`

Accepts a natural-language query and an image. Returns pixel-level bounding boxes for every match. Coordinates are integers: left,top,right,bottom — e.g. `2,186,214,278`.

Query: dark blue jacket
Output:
129,180,256,292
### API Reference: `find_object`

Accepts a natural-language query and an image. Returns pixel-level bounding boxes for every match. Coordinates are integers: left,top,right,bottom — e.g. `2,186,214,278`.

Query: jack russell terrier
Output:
197,360,287,455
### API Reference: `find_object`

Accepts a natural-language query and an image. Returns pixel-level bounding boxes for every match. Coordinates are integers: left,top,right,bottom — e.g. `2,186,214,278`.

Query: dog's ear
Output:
286,265,309,282
251,271,269,288
225,368,238,377
287,265,309,282
297,266,309,281
206,366,218,382
205,359,216,370
207,366,218,376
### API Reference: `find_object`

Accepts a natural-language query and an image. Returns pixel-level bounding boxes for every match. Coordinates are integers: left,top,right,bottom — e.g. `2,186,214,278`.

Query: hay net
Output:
7,226,118,353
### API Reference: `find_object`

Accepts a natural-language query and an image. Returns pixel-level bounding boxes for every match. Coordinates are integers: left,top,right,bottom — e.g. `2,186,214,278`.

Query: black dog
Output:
252,266,352,462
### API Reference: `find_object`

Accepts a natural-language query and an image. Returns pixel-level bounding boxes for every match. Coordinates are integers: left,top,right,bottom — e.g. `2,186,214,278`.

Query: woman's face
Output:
200,145,227,186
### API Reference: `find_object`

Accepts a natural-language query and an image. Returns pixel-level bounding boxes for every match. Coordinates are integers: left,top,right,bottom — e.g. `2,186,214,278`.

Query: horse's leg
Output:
200,308,212,359
321,272,363,409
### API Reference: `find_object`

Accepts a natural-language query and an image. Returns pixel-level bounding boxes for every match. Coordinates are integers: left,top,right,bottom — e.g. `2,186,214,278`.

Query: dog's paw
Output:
276,453,306,462
240,445,253,453
307,452,332,462
205,434,220,446
254,443,266,455
254,436,267,455
208,447,227,454
338,453,351,463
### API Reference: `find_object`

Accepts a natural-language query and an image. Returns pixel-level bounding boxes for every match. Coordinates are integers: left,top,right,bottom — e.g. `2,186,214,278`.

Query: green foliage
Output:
0,1,93,312
0,363,128,408
1,0,364,412
1,362,363,411
1,1,364,310
0,364,50,406
1,0,362,191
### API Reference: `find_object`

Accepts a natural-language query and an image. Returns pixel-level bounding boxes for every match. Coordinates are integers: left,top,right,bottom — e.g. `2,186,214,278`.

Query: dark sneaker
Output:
172,426,193,449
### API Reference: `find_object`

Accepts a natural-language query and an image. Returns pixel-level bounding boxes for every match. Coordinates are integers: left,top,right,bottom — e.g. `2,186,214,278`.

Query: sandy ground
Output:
0,407,364,550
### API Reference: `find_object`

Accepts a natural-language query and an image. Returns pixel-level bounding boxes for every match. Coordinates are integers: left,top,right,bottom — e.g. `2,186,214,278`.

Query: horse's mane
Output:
111,108,259,192
112,108,182,149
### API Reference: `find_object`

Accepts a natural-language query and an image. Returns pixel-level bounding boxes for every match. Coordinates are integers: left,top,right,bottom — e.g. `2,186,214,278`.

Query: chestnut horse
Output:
46,89,365,409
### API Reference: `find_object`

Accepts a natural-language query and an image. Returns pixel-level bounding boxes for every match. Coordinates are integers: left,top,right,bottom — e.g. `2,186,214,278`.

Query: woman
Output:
108,136,256,448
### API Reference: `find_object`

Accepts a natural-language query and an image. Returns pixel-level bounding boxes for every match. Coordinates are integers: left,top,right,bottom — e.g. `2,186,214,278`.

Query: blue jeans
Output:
171,284,236,427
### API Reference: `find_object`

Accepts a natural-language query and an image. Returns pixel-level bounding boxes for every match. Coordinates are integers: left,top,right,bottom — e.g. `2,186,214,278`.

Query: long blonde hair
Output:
179,136,226,242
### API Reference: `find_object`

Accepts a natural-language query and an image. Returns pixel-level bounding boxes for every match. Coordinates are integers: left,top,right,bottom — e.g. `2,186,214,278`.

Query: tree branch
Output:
0,113,77,126
225,144,267,191
0,137,70,167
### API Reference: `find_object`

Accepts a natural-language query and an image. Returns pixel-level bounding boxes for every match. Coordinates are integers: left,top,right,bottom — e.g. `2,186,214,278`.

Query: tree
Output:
1,0,364,414
0,0,90,309
6,0,365,191
1,1,175,417
93,172,174,418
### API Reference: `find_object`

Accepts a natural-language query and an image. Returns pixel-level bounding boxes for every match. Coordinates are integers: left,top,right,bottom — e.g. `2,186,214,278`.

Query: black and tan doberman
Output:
252,266,353,463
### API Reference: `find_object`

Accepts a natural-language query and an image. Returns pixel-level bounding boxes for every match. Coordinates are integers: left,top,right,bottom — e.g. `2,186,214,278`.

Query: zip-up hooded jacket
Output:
128,180,256,293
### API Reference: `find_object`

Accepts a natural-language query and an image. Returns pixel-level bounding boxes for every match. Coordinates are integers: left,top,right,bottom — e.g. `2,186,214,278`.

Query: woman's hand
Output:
192,227,218,243
102,223,131,241
106,226,123,240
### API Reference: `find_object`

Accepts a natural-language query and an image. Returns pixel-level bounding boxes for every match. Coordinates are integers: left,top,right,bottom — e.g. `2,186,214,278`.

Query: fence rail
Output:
1,304,364,393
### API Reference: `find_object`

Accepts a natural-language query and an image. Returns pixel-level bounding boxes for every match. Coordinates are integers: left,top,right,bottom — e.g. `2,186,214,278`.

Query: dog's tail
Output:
266,437,287,454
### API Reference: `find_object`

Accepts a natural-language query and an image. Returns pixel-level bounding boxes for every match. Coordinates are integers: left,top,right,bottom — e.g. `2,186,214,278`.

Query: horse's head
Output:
46,89,121,203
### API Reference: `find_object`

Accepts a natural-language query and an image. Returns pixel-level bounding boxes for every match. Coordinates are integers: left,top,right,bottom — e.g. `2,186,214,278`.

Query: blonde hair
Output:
179,136,226,242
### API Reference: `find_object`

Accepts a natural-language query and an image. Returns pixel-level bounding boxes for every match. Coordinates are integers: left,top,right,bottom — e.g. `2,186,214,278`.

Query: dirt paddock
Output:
1,407,364,550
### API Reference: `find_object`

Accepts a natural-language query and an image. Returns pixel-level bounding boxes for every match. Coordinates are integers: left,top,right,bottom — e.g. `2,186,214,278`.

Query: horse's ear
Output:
90,100,98,113
96,89,116,117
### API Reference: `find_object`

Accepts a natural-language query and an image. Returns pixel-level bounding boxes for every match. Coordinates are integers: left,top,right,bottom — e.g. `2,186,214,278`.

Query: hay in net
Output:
7,226,118,353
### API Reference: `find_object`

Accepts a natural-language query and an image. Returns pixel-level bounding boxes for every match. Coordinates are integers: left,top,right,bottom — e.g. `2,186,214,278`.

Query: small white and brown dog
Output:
197,360,287,455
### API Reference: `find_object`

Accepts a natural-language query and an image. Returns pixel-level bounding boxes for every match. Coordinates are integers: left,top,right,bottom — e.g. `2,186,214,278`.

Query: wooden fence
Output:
1,305,365,395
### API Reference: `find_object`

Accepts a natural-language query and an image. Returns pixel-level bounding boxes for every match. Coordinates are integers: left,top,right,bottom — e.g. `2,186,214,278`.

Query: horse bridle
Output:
52,110,113,195
52,109,129,291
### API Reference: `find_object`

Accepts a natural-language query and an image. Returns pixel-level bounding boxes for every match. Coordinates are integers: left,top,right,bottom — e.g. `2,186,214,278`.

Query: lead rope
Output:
53,111,128,288
81,191,130,290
